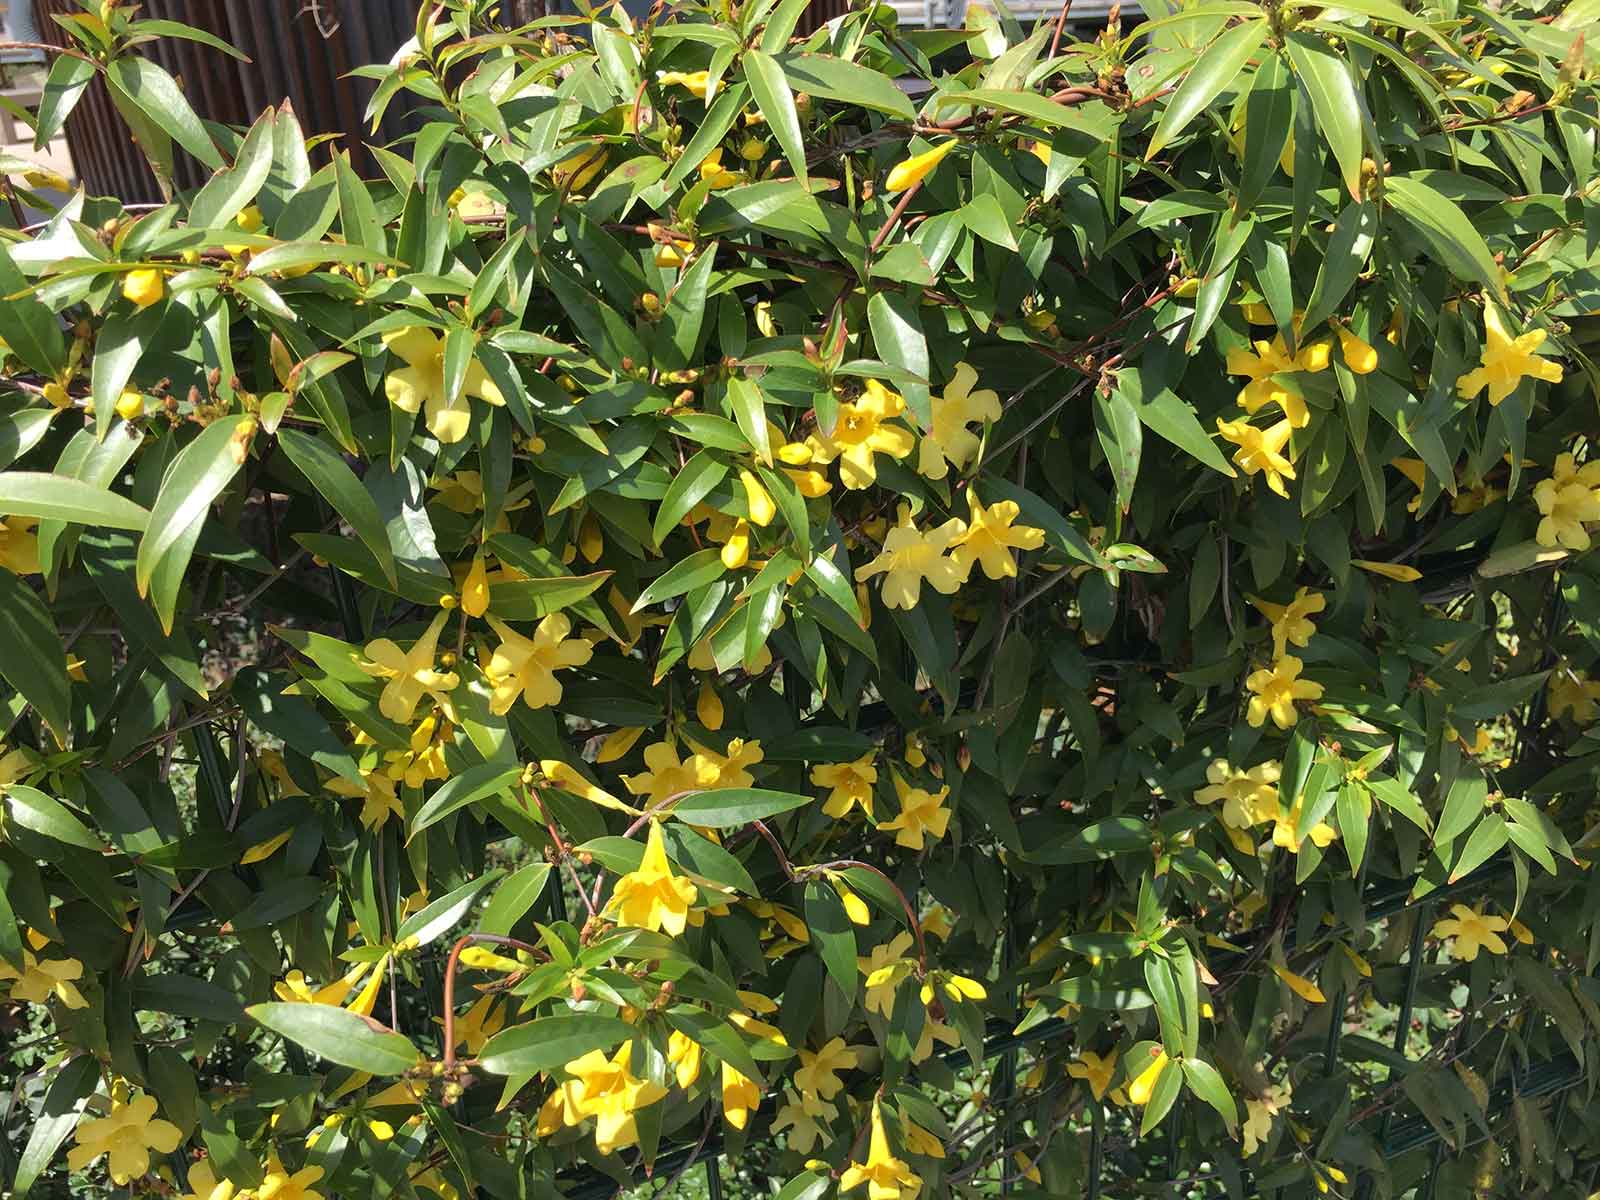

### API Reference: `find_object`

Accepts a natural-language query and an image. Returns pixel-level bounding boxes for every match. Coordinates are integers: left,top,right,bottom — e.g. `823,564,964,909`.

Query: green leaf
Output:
410,764,524,841
652,451,729,548
0,572,72,741
335,150,385,251
1450,813,1509,882
3,786,103,851
778,54,915,119
744,51,807,186
1143,955,1183,1055
106,55,222,169
232,666,363,786
1286,32,1364,201
478,862,552,936
666,85,749,189
669,787,814,827
0,243,65,377
1337,781,1372,874
940,87,1107,131
866,292,930,426
477,1013,637,1075
1384,174,1508,302
659,246,717,370
1139,1055,1183,1135
1239,51,1292,214
0,471,150,531
247,1003,420,1075
1025,817,1149,864
276,428,396,586
632,547,726,612
727,376,772,466
188,106,276,229
805,879,858,1004
1181,1058,1239,1131
1365,776,1431,833
245,240,399,276
394,873,500,949
1300,201,1378,335
11,1055,98,1198
33,53,96,149
1148,21,1268,158
135,415,252,596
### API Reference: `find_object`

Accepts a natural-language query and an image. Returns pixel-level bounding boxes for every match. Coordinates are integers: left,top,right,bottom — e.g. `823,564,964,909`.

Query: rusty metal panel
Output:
33,0,421,202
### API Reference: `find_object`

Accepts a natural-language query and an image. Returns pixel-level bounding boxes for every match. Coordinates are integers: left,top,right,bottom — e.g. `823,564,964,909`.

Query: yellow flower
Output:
256,1162,325,1200
738,469,777,526
67,1091,183,1185
1242,1082,1291,1157
1271,795,1337,854
698,147,741,190
273,959,375,1008
1457,306,1563,406
552,143,608,194
180,1157,236,1200
885,139,957,194
910,1018,960,1063
952,490,1045,581
917,363,1000,479
1244,655,1324,729
1533,474,1600,551
1224,335,1328,428
356,610,460,724
609,820,698,936
483,613,594,714
772,1089,831,1154
1217,417,1296,496
541,759,633,811
442,994,505,1056
1431,903,1510,961
622,741,711,805
1194,758,1281,829
1335,326,1378,374
667,1029,702,1087
696,679,725,730
561,1042,669,1154
858,931,916,1018
721,517,751,569
0,517,40,575
656,69,715,101
854,504,969,610
812,753,878,819
381,327,506,445
1550,451,1600,491
0,947,88,1008
1068,1050,1117,1100
1126,1050,1170,1105
841,1101,922,1200
122,268,165,308
1549,668,1600,725
879,775,951,850
1271,963,1326,1002
460,555,491,617
1249,586,1325,657
695,736,763,788
115,388,145,421
384,713,453,788
0,744,35,789
327,769,403,831
793,1037,859,1100
806,380,916,489
721,1061,761,1129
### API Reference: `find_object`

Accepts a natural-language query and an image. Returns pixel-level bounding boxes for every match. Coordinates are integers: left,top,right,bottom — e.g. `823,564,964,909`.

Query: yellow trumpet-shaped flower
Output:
122,268,165,308
667,1029,703,1087
1224,336,1328,428
794,1037,859,1101
483,612,594,714
1195,758,1281,830
609,820,698,936
0,517,41,575
885,139,957,194
0,947,88,1008
560,1042,669,1154
917,362,1000,480
721,517,752,569
621,740,720,805
1549,668,1600,725
1335,326,1378,374
738,468,776,526
1244,655,1324,729
656,69,715,101
179,1157,236,1200
460,555,491,618
67,1091,183,1185
812,752,878,819
327,768,404,831
381,327,506,445
1242,1081,1291,1157
1457,306,1563,406
1126,1050,1170,1106
1217,418,1296,497
841,1102,922,1200
952,490,1045,581
1350,559,1422,582
357,610,460,725
1068,1050,1117,1100
858,931,916,1017
854,504,969,610
721,1061,761,1129
772,1089,832,1154
255,1160,325,1200
1533,473,1600,552
1248,586,1325,657
878,774,951,851
1271,796,1337,854
1431,903,1510,961
806,380,915,490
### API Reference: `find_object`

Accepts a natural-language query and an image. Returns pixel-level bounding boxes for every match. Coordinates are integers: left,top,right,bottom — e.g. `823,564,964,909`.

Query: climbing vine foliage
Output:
2,0,1600,1196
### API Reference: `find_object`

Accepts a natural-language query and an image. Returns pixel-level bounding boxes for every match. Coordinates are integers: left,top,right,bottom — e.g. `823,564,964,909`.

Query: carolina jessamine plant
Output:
1,0,1598,1197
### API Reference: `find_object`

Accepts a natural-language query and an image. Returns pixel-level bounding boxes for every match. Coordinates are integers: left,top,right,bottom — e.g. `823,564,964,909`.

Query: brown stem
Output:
869,179,924,255
1049,0,1075,59
441,932,549,1068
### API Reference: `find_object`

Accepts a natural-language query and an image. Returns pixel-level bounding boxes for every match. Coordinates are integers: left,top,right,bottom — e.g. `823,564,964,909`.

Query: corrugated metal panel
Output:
33,0,420,202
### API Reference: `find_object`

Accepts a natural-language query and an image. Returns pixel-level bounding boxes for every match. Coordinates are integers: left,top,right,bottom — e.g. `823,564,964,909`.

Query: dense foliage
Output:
1,0,1598,1196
